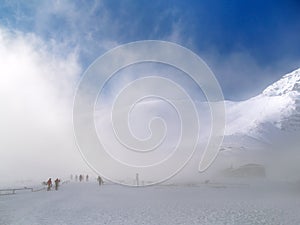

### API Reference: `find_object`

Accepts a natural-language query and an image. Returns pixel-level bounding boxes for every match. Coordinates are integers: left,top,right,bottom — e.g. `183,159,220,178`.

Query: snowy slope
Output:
1,182,300,225
223,68,300,150
92,68,300,163
263,68,300,96
91,68,300,179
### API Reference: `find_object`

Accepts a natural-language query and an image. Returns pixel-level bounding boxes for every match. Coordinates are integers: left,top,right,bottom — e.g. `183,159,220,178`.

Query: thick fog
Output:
0,28,217,186
1,26,300,187
0,27,91,185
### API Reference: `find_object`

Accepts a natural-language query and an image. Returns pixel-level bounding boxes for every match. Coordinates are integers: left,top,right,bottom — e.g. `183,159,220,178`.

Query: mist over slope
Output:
217,68,300,181
223,68,300,147
93,68,300,183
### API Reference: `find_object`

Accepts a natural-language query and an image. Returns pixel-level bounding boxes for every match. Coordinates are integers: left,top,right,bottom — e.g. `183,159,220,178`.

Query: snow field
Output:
1,182,300,225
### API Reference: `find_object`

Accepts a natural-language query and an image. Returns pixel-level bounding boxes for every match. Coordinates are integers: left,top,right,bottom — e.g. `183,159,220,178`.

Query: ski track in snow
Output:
1,182,300,225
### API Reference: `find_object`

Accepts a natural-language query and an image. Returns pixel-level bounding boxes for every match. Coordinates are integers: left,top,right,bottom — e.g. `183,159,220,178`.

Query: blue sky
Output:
1,0,300,100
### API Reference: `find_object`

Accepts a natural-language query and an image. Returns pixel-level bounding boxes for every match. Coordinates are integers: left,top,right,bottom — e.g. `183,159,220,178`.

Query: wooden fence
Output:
0,186,46,196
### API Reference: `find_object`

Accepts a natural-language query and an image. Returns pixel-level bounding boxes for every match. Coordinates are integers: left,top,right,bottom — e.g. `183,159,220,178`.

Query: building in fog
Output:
221,164,266,178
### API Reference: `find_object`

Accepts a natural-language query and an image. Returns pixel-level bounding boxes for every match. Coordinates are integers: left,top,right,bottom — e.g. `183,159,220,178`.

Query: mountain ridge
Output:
223,67,300,152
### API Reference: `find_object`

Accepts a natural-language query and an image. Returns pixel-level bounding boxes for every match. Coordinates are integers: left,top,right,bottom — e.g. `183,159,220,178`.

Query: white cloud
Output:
0,26,90,185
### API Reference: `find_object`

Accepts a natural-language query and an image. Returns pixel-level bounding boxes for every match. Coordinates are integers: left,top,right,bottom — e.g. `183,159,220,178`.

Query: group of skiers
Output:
70,174,104,186
70,174,89,182
46,178,60,191
45,175,104,191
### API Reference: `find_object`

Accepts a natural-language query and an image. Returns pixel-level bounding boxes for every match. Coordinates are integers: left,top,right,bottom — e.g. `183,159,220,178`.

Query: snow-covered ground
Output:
1,181,300,225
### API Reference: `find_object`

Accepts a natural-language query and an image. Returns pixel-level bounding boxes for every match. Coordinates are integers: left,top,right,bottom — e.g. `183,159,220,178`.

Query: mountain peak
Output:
263,68,300,97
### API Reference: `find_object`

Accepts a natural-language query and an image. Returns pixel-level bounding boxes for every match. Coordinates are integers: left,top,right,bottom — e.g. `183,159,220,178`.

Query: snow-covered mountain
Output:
223,68,300,151
92,68,300,181
94,68,300,153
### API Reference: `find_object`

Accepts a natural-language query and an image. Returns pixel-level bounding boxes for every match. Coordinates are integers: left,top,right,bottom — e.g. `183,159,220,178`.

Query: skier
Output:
79,174,83,182
86,175,89,182
97,176,103,186
46,178,52,191
54,178,60,191
136,173,139,186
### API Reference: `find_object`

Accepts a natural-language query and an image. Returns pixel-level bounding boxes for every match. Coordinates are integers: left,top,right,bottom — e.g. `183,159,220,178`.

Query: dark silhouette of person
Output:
86,175,89,182
97,176,103,186
136,173,139,186
46,178,52,191
79,174,83,182
54,178,60,191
